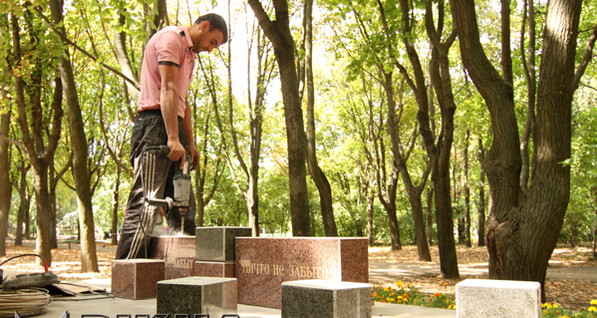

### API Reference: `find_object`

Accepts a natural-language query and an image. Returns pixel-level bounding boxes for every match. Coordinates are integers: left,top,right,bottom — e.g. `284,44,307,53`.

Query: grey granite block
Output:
196,227,251,261
281,280,372,318
156,276,237,318
456,279,541,318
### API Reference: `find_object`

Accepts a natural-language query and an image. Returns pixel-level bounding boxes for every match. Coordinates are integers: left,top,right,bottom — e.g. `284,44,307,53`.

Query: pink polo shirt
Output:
138,26,197,118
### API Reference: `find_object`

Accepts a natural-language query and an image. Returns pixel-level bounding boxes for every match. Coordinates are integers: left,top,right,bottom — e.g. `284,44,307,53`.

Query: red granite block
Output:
235,237,368,309
111,259,165,299
149,236,196,279
193,261,235,278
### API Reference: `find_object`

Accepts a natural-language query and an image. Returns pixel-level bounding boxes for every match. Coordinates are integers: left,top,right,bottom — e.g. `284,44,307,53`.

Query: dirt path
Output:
368,245,597,311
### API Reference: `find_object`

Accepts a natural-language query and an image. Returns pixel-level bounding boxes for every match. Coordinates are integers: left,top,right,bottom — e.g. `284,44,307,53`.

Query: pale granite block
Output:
456,279,541,318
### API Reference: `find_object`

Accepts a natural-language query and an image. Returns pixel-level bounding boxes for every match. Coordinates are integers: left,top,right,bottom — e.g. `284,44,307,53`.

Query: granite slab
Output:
193,261,236,278
235,237,368,308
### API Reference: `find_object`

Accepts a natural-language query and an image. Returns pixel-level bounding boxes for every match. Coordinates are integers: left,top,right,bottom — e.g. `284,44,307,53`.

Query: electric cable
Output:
0,254,48,272
0,288,50,318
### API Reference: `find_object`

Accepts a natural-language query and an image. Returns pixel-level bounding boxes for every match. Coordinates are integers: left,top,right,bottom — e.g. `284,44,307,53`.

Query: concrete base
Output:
456,279,541,318
281,280,372,318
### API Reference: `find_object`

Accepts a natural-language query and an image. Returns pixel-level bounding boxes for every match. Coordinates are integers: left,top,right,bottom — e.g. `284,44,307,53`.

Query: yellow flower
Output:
588,306,597,312
448,304,456,310
591,300,597,305
387,298,395,302
554,304,559,308
389,292,395,296
396,281,403,288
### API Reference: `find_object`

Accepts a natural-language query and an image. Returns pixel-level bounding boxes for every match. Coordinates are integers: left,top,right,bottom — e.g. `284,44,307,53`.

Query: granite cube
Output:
111,259,164,299
149,236,196,279
196,226,251,261
157,277,237,318
281,280,372,318
456,279,541,318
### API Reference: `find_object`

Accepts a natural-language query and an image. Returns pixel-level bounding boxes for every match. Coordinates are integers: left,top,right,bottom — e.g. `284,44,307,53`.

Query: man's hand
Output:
167,139,187,169
189,144,200,170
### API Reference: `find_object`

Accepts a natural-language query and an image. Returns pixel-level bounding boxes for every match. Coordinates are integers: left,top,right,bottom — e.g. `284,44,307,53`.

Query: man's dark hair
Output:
195,13,228,44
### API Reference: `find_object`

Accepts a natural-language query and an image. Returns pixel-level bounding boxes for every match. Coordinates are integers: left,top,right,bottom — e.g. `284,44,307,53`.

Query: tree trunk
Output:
248,0,311,236
477,138,486,247
33,168,53,265
0,110,10,257
111,165,121,245
379,194,402,250
303,0,337,237
12,12,63,266
452,0,583,300
15,162,30,246
49,165,58,248
49,0,99,272
464,130,471,247
426,187,434,246
367,183,375,246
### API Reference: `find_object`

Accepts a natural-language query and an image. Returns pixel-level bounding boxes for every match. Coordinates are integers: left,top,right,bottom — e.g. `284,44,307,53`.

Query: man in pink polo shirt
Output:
116,13,228,259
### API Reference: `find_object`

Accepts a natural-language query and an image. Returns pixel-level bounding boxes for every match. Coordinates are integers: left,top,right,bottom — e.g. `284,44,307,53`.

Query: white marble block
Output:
456,279,541,318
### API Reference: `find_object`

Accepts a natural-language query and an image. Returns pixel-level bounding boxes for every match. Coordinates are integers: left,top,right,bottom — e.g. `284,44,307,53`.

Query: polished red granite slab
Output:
149,236,196,279
235,237,368,309
193,261,236,278
111,259,165,299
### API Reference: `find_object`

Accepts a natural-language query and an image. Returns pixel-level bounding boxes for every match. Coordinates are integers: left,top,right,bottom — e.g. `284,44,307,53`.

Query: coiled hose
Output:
0,288,50,317
0,254,52,317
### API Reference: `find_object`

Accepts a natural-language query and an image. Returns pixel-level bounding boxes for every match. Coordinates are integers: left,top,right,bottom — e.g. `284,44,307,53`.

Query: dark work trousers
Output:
115,110,197,259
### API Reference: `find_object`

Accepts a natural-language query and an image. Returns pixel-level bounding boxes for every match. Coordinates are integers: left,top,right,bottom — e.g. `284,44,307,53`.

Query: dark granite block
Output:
235,237,368,308
156,277,237,318
281,280,372,318
111,259,165,299
149,236,196,279
193,261,235,278
195,227,251,261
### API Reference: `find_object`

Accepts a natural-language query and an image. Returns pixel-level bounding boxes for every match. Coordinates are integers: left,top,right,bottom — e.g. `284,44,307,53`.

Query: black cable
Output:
0,254,48,272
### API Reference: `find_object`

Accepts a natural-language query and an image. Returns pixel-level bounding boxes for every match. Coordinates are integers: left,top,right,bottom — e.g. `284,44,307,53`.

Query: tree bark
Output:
452,0,584,300
367,182,375,246
477,138,486,247
248,0,311,236
111,165,121,245
426,187,434,246
0,109,10,256
464,130,471,247
49,0,99,272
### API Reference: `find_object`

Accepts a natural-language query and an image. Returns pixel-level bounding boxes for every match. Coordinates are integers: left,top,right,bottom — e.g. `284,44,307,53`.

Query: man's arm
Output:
159,64,186,167
182,100,200,170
